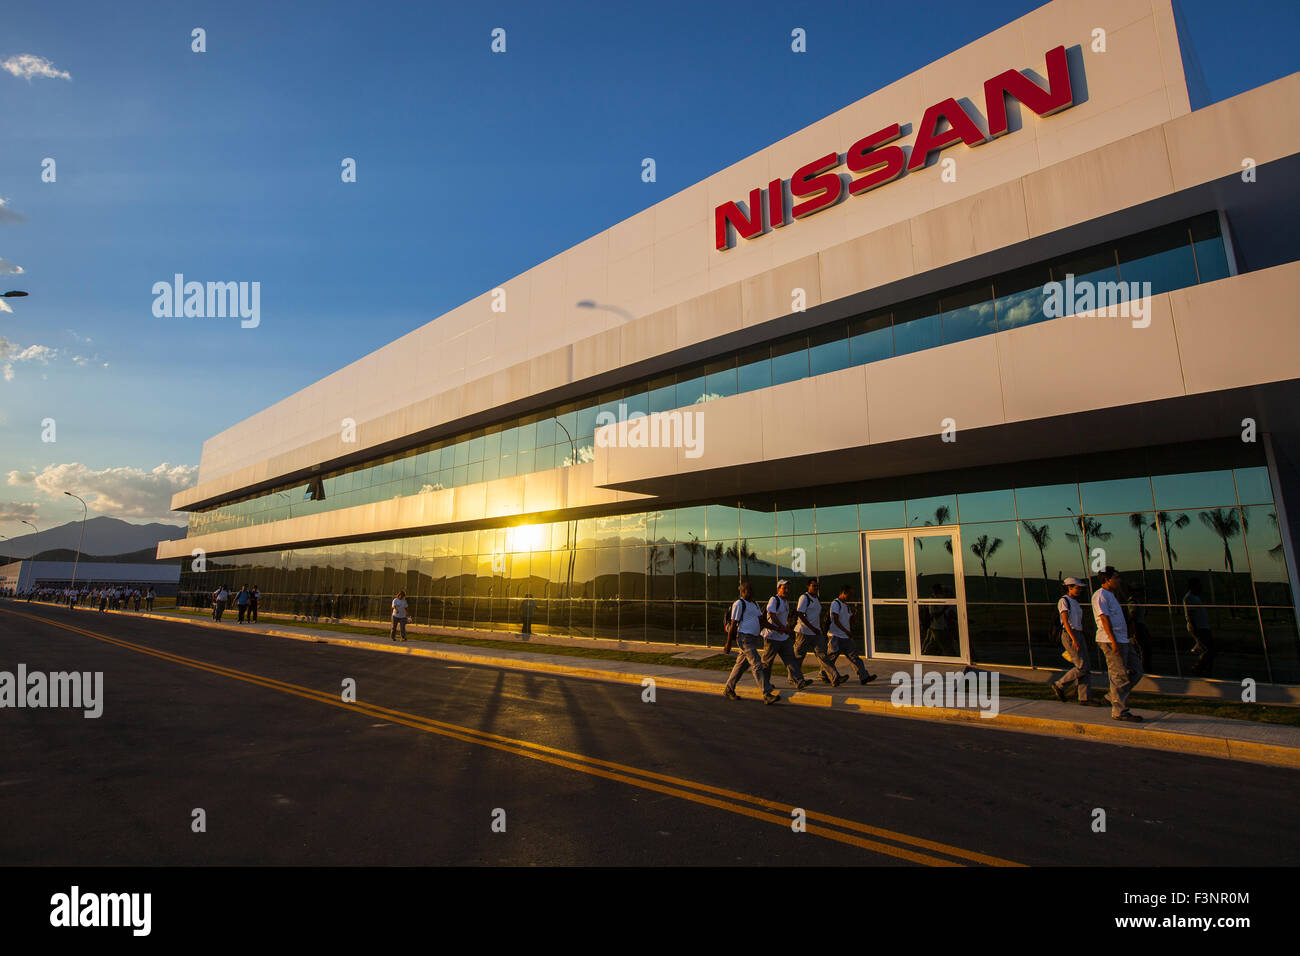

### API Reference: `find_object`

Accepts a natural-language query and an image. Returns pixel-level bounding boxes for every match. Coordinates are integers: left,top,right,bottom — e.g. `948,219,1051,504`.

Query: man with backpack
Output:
759,580,813,691
825,584,876,685
793,578,843,685
722,580,780,704
1050,577,1093,703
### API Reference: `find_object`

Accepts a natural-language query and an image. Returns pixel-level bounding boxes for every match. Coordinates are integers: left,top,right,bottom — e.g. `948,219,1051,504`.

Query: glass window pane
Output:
993,264,1052,331
962,522,1023,603
647,376,676,414
860,499,906,531
1234,466,1273,505
907,496,956,528
1051,244,1118,291
707,504,739,540
809,324,851,377
1153,470,1238,511
957,489,1015,523
703,356,737,401
737,347,771,393
1117,222,1196,296
891,298,941,356
676,367,709,408
1191,213,1230,283
1079,477,1155,515
849,312,893,365
771,337,809,386
939,282,995,344
816,504,859,533
1015,483,1080,520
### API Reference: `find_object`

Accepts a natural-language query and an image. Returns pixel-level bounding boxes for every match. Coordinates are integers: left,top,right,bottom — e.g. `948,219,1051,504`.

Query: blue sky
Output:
0,0,1296,532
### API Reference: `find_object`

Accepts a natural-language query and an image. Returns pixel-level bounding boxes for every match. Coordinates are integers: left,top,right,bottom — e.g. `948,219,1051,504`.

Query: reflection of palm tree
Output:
683,535,703,597
1267,511,1285,562
711,542,725,589
969,535,1003,595
1021,520,1052,599
1128,513,1155,584
1066,515,1112,569
1199,508,1242,604
1157,512,1190,570
917,506,954,554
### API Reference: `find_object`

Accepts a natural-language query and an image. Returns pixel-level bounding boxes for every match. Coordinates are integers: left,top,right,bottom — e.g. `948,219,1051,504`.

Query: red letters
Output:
713,47,1078,250
847,123,907,196
985,44,1073,139
790,152,843,220
714,187,763,251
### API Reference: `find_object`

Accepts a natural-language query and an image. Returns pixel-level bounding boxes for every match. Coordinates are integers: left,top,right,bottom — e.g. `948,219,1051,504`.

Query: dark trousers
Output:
248,601,257,622
237,603,247,622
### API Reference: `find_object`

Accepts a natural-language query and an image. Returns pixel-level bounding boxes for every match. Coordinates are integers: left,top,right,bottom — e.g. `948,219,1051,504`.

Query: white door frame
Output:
860,526,970,664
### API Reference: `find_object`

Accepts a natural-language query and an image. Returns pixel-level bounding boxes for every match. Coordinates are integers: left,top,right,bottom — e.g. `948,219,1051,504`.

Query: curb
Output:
13,601,1300,770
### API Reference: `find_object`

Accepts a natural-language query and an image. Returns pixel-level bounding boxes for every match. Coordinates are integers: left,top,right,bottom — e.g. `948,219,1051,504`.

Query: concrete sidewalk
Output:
13,599,1300,770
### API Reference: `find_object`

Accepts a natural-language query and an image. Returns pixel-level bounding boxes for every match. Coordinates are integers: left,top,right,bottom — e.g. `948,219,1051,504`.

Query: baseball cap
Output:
1063,576,1083,587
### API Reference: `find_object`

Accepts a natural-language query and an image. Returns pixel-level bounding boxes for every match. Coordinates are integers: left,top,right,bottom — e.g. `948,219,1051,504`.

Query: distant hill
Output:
0,517,186,564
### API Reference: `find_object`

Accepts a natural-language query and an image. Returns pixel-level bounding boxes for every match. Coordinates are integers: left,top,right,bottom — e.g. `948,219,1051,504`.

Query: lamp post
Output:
20,520,39,560
65,492,87,596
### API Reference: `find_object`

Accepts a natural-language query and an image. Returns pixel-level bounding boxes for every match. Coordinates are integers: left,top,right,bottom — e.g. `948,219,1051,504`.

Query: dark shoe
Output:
832,673,847,687
819,675,833,684
1113,712,1144,723
1050,682,1067,702
723,687,740,701
795,679,812,690
860,673,877,685
764,692,781,705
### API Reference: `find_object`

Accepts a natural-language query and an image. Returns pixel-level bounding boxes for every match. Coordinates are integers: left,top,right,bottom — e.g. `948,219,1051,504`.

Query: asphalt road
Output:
2,600,1297,866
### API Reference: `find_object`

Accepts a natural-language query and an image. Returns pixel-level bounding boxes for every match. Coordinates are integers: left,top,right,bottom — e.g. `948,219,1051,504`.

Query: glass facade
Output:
178,450,1300,684
186,213,1232,538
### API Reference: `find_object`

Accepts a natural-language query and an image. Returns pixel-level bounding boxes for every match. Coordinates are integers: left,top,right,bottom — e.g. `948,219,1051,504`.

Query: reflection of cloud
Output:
996,293,1041,330
1,54,71,81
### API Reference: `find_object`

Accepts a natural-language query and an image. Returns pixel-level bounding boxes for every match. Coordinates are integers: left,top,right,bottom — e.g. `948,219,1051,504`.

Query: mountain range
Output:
1,516,186,564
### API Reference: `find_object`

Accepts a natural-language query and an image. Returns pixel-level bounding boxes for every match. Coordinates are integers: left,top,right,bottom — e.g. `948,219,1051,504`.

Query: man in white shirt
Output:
793,578,842,685
391,590,409,642
759,580,812,690
1092,567,1142,721
723,580,780,704
826,584,876,685
1050,577,1094,704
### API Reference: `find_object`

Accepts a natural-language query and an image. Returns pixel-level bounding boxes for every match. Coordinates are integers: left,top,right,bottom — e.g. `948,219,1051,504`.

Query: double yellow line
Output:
4,607,1024,867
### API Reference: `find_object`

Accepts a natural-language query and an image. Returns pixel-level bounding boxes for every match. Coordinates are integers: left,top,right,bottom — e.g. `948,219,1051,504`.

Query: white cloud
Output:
9,462,197,523
0,500,39,523
1,54,71,82
0,336,102,381
0,198,27,225
0,257,23,274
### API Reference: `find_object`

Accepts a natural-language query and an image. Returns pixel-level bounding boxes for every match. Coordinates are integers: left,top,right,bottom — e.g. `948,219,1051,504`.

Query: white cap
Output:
777,579,790,590
1063,576,1083,587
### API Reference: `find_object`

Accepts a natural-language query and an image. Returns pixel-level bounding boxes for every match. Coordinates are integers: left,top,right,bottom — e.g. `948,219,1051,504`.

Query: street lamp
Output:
65,492,87,595
20,520,39,560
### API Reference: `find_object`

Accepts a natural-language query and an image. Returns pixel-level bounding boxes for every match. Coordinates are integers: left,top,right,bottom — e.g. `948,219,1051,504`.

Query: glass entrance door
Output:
861,527,969,662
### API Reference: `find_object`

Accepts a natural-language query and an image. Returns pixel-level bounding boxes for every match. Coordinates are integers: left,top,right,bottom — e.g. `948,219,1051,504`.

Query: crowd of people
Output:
1,584,157,612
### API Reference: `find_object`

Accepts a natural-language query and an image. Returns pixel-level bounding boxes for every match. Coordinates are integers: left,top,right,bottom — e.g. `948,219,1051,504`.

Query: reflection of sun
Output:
509,523,548,552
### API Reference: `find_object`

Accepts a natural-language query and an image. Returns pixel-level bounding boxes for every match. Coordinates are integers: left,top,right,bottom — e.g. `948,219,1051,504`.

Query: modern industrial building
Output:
162,0,1300,685
0,560,180,595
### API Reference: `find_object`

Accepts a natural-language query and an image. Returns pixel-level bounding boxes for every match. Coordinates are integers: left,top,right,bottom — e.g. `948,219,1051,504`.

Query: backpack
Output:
1050,595,1075,641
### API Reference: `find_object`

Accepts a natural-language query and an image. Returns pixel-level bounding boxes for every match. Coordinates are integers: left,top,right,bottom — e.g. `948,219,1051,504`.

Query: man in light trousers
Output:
1093,567,1143,722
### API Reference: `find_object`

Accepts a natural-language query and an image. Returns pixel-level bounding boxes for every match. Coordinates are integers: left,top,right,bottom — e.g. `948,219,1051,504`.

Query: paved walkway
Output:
13,599,1300,769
